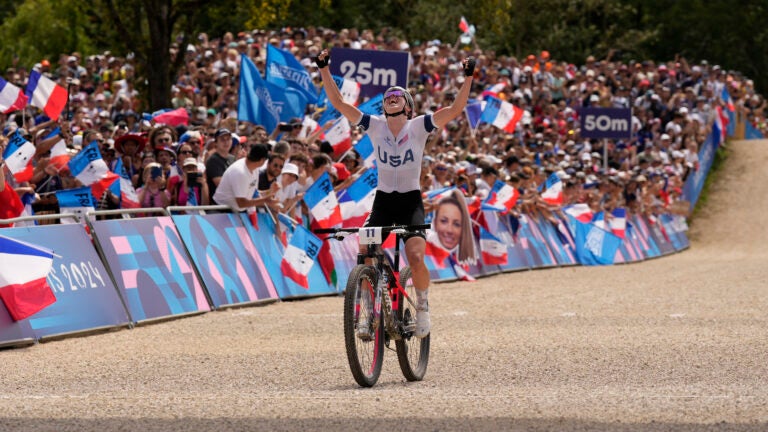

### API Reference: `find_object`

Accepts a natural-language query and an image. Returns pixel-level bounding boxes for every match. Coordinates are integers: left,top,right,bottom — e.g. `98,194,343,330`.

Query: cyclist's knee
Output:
406,249,425,266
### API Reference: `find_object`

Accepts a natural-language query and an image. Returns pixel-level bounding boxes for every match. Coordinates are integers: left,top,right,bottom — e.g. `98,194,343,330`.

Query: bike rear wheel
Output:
344,264,384,387
395,266,430,381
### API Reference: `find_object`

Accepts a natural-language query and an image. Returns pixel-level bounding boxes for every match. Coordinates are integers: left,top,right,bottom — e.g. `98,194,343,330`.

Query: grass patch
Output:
690,143,730,222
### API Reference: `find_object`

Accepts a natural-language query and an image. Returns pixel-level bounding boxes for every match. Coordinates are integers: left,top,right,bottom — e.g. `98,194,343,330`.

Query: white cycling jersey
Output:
358,113,437,193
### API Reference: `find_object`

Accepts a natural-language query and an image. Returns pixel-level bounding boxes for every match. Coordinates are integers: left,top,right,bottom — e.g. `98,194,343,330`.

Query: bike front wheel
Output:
344,264,384,387
395,266,430,381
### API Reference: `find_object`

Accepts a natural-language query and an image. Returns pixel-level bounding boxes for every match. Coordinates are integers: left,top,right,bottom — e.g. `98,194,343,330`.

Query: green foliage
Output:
0,0,95,69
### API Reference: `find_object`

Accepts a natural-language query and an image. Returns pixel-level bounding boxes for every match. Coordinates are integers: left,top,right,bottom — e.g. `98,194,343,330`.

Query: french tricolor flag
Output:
324,117,352,157
464,101,484,131
353,135,375,168
298,116,321,140
564,203,593,223
610,208,627,239
0,77,27,114
425,185,457,203
25,71,68,121
721,87,735,112
318,74,361,106
481,83,506,100
339,168,377,228
540,173,564,205
277,212,297,247
459,16,471,33
112,159,140,209
55,186,95,224
2,129,35,183
43,127,70,171
479,96,524,133
591,211,607,230
303,171,342,229
479,227,507,265
67,141,119,199
483,179,519,212
280,225,322,289
0,235,56,321
714,105,729,145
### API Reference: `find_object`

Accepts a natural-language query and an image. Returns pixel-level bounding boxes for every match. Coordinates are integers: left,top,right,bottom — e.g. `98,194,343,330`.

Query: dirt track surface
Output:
2,140,768,432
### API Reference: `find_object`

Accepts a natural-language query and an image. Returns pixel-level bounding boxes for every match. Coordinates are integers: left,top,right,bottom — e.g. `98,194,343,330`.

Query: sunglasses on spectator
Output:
179,150,197,155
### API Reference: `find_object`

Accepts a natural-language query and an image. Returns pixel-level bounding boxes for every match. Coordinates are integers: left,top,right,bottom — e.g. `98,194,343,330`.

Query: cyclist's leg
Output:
400,189,430,337
404,236,430,338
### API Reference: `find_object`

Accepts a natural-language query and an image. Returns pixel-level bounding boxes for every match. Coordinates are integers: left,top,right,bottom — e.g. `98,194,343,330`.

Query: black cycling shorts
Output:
364,190,426,240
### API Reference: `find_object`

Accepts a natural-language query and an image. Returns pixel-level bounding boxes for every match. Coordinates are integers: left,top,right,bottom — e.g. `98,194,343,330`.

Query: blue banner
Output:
266,44,318,104
91,217,211,323
238,55,280,133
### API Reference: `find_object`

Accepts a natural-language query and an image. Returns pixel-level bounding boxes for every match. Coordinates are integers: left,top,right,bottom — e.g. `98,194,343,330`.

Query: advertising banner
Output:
682,133,716,211
2,224,130,339
91,217,210,323
239,213,336,298
536,216,577,266
645,216,676,256
630,215,661,259
518,214,557,269
173,213,279,308
0,307,34,347
491,214,530,272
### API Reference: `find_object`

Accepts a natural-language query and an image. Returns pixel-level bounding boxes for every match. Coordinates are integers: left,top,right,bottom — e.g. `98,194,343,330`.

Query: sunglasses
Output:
179,150,197,155
384,90,405,101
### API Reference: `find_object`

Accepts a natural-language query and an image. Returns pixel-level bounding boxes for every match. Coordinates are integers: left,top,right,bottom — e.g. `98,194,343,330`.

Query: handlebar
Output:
314,224,430,236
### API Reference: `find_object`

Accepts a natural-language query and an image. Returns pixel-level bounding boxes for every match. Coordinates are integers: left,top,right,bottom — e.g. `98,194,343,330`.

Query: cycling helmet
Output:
384,86,415,119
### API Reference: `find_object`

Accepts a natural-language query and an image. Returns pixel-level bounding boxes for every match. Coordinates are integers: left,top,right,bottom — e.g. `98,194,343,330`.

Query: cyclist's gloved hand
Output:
315,50,330,69
463,57,476,77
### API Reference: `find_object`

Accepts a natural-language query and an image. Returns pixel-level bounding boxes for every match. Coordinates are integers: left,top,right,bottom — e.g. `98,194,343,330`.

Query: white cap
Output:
183,157,198,167
661,133,671,140
281,162,299,178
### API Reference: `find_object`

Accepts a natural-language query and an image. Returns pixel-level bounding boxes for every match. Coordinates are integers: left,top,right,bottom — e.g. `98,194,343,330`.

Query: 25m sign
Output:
329,48,409,99
579,108,632,139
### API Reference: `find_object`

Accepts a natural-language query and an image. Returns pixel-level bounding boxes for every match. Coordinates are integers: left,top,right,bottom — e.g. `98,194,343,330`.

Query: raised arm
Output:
315,50,363,124
432,57,476,129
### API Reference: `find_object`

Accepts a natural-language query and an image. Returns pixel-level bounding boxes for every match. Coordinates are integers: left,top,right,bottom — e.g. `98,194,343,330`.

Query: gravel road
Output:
1,140,766,432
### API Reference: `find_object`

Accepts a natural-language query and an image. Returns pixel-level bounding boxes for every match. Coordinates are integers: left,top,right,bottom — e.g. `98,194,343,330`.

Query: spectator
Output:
212,143,278,211
205,128,235,202
172,157,209,206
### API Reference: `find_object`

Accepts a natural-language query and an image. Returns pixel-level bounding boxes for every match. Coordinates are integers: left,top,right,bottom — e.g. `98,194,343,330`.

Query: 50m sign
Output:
579,108,632,139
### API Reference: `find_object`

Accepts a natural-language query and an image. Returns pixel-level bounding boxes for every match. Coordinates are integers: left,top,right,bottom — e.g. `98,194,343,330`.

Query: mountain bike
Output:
315,224,431,387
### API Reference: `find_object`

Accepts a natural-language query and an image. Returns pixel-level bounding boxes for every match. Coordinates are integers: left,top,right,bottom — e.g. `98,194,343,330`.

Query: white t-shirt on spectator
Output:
212,158,261,212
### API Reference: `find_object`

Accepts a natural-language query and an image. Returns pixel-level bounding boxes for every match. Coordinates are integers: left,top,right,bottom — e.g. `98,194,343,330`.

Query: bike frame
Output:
359,232,410,340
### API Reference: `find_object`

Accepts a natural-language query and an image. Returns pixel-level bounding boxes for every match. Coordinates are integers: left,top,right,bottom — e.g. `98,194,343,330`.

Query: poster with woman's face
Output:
427,189,478,264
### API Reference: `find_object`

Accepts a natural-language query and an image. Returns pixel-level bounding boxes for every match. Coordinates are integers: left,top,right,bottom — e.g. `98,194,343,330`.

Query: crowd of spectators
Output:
0,25,764,227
